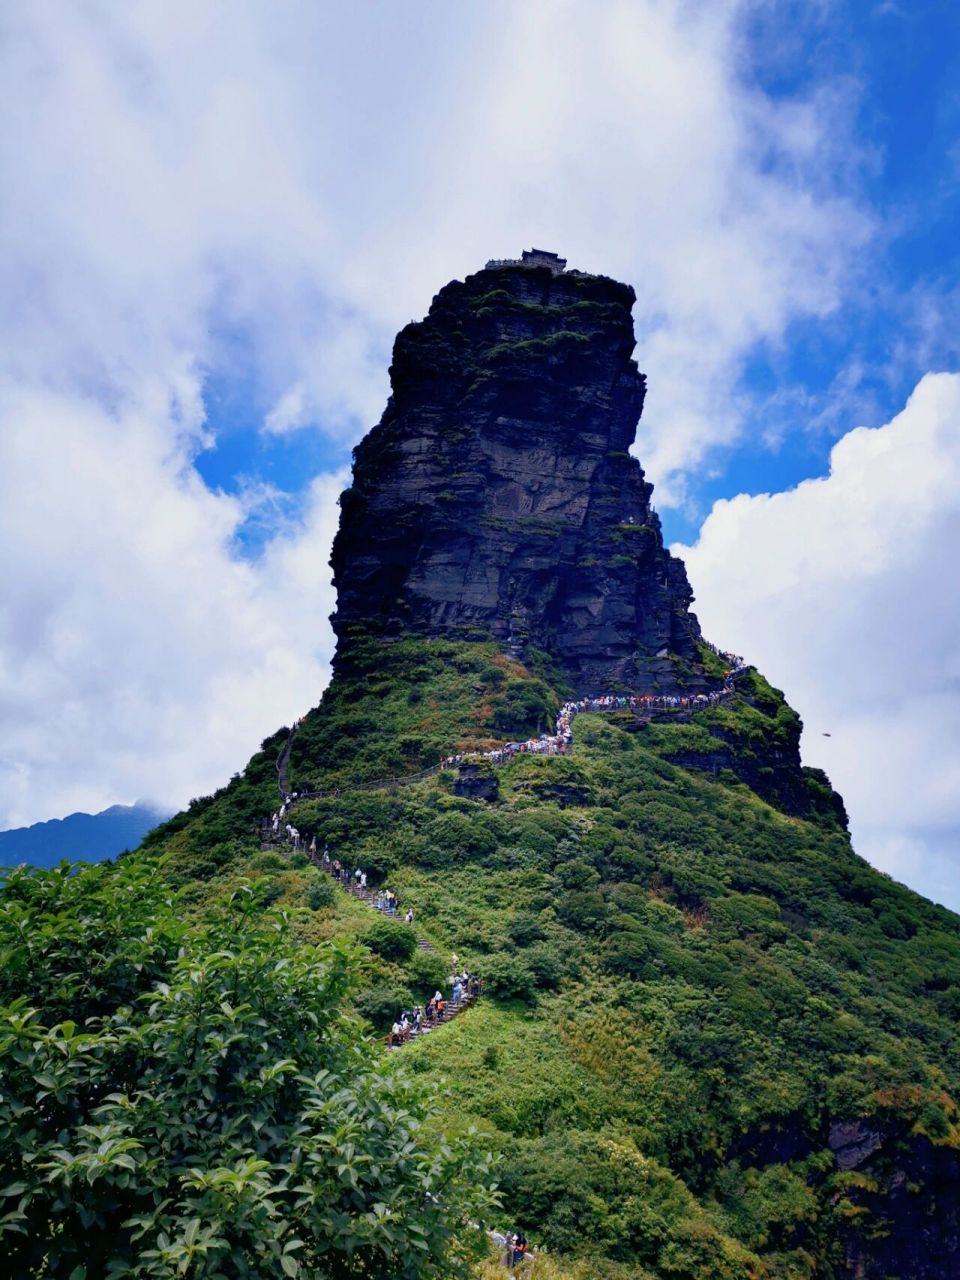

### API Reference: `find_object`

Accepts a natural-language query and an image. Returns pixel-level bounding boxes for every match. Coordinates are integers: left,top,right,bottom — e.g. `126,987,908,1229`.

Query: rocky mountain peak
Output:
330,253,705,693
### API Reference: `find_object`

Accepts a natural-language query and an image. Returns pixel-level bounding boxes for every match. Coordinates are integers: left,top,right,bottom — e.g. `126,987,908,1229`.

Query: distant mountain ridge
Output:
0,803,171,868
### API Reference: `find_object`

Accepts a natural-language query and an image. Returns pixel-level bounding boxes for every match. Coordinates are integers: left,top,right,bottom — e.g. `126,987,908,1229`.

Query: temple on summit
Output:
484,247,568,272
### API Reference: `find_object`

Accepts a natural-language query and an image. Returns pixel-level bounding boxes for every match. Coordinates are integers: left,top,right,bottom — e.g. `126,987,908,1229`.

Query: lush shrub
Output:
361,915,418,963
478,663,506,689
713,1160,818,1253
163,837,247,885
355,982,416,1031
499,1130,760,1274
253,874,283,907
603,930,652,978
302,793,405,858
511,820,559,861
347,837,400,882
482,952,537,1003
490,680,555,735
878,909,910,939
556,890,609,934
250,851,287,872
307,875,336,911
0,861,497,1278
523,942,568,990
509,910,546,946
553,858,600,891
406,948,450,995
423,812,498,867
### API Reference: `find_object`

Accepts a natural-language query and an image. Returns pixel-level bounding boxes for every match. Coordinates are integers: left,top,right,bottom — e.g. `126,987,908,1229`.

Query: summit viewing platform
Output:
484,247,569,273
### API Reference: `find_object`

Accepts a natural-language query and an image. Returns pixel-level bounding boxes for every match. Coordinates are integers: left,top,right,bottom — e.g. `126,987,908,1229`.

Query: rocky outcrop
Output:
828,1121,960,1279
655,717,850,827
330,255,705,694
451,763,500,803
829,1119,884,1172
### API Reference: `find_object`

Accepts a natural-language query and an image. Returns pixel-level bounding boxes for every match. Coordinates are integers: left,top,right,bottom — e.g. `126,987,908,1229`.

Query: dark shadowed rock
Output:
330,255,706,694
452,763,500,803
828,1121,960,1278
829,1119,884,1171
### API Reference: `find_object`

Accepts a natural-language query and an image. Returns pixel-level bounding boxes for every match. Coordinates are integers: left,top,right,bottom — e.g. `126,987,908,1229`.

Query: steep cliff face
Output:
330,259,703,693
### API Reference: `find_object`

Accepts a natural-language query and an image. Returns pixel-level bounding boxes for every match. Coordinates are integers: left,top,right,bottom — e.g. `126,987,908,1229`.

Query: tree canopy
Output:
0,859,497,1278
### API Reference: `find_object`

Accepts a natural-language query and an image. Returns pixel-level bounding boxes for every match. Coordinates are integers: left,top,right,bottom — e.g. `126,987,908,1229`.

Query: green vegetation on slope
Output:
288,638,562,787
63,640,960,1276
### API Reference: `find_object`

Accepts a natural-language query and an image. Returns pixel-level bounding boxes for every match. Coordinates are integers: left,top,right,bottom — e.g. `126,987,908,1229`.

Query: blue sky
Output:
678,0,960,533
2,1,960,909
183,0,960,552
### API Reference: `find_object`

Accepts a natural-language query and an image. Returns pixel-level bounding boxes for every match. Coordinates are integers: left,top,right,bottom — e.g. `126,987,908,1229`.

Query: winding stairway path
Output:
263,652,747,1051
271,656,749,809
316,866,477,1050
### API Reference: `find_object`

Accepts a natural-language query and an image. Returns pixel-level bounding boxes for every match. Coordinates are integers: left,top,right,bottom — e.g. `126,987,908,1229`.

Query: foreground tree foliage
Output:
0,860,497,1278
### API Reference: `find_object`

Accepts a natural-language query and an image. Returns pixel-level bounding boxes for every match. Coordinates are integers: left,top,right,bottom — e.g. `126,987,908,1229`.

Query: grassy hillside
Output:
140,640,960,1278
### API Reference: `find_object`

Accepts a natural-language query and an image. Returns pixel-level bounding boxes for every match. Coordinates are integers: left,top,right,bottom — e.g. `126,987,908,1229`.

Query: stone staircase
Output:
313,864,479,1048
260,668,751,1044
387,990,481,1050
271,663,750,808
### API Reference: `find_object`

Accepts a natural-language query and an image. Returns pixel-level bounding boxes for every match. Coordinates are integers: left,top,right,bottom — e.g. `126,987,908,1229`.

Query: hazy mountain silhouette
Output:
0,803,172,868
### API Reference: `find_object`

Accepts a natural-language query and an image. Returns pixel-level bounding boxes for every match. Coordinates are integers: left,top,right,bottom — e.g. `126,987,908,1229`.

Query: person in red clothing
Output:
511,1232,528,1266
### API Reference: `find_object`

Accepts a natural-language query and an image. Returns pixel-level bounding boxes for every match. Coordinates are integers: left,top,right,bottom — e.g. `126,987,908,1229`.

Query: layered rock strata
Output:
330,255,705,693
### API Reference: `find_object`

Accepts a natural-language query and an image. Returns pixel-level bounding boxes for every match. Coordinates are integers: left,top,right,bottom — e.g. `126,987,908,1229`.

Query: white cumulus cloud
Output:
0,373,346,825
677,373,960,911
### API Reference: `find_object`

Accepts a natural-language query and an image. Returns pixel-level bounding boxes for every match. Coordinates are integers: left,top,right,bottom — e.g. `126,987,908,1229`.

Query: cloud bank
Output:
678,373,960,910
0,2,879,828
0,376,346,822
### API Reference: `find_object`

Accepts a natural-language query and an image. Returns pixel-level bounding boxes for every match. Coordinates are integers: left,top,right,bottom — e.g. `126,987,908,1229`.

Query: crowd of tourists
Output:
273,647,748,804
269,818,318,850
272,793,303,825
306,844,483,1045
316,855,415,920
442,650,748,770
389,970,483,1047
269,650,748,829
